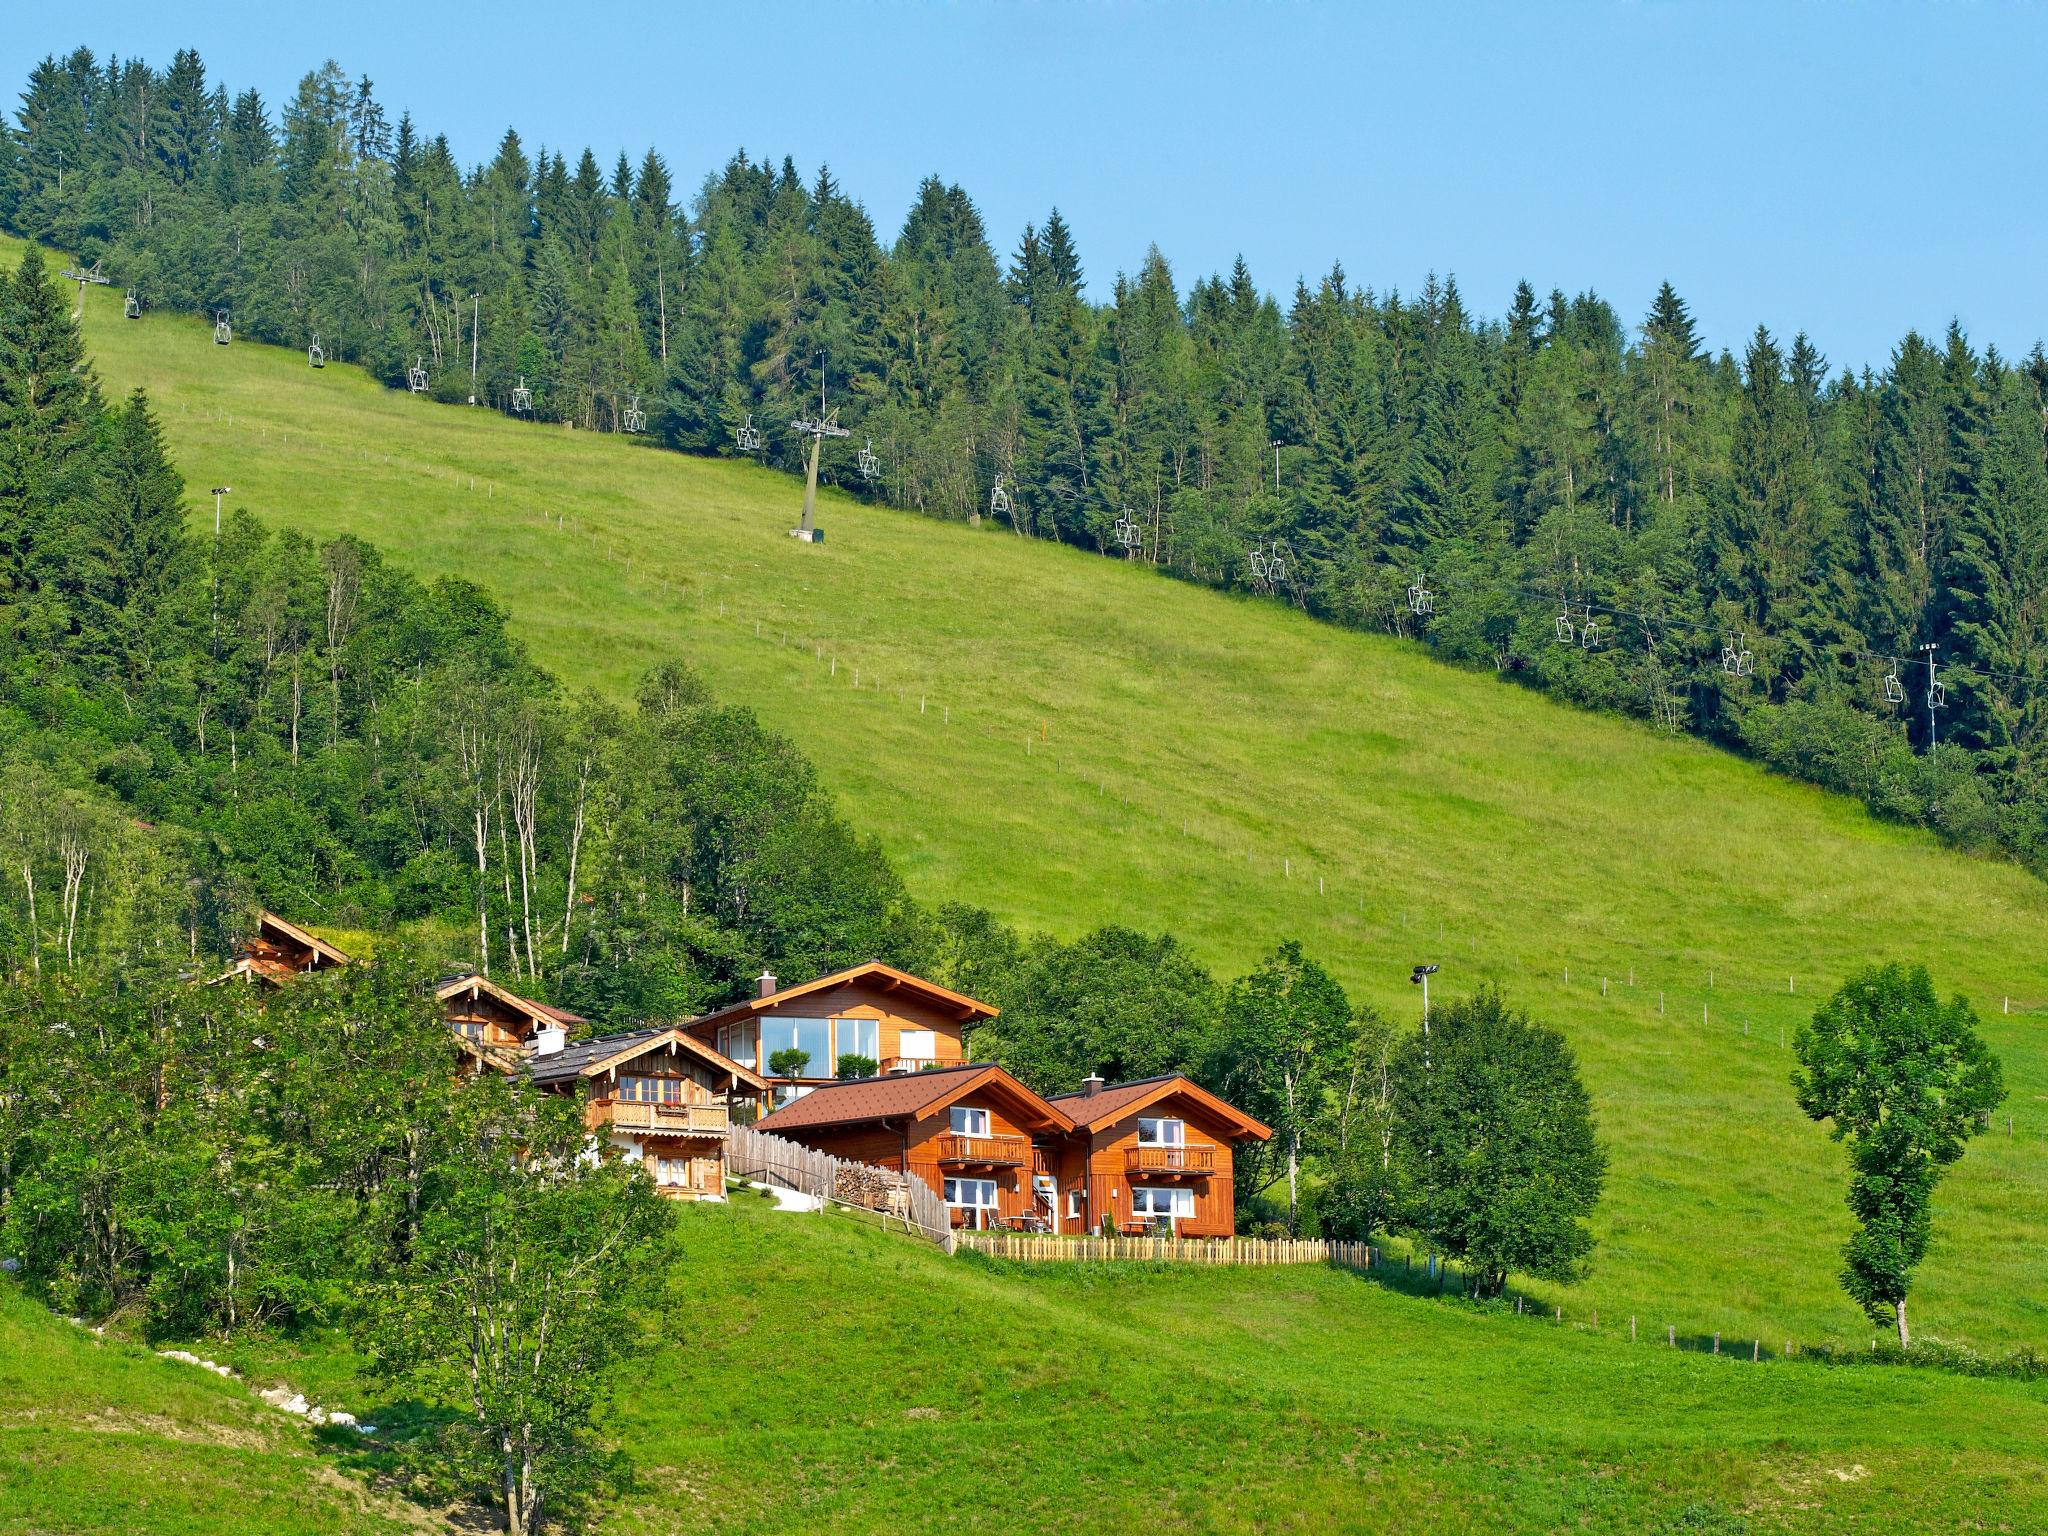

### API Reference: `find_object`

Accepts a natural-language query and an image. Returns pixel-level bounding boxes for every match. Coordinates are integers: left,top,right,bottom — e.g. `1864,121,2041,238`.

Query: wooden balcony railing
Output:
882,1054,946,1074
600,1100,731,1136
934,1132,1029,1166
1124,1143,1217,1175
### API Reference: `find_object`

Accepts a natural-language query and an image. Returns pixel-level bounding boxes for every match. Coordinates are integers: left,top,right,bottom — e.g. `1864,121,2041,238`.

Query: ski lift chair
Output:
511,376,533,413
308,334,325,369
407,356,429,394
214,310,232,345
124,289,141,320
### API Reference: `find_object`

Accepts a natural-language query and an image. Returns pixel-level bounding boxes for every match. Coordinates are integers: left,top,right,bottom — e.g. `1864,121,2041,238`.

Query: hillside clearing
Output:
28,236,2048,1350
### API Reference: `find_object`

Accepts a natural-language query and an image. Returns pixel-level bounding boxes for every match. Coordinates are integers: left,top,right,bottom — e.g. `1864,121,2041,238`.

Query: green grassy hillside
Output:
0,1285,420,1535
32,237,2048,1350
222,1198,2048,1536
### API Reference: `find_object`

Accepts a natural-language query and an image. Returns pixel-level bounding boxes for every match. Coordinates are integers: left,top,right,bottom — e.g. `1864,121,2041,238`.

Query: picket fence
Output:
726,1125,951,1243
949,1232,1381,1268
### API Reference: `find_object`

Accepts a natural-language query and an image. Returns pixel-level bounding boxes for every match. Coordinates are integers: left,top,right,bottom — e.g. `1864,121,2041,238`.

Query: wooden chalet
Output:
526,1025,768,1200
1044,1074,1271,1240
437,973,587,1076
681,962,999,1112
754,1063,1075,1229
750,1023,1273,1237
212,910,351,986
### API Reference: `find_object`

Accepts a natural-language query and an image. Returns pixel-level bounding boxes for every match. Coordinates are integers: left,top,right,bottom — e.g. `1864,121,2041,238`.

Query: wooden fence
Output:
949,1232,1381,1268
726,1125,951,1243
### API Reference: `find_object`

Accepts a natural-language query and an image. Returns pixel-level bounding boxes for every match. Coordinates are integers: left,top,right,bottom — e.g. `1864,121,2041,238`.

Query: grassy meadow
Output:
214,1196,2048,1536
29,236,2048,1351
0,1284,420,1535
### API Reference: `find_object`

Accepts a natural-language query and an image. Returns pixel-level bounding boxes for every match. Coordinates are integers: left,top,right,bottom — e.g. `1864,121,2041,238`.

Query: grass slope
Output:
228,1198,2048,1536
36,240,2048,1349
0,1285,420,1535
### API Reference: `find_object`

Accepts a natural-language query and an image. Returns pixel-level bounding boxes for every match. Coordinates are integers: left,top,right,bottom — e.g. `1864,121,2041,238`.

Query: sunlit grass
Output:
26,234,2048,1350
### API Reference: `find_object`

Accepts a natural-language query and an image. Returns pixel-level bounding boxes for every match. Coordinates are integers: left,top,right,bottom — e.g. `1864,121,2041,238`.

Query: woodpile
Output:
833,1160,910,1211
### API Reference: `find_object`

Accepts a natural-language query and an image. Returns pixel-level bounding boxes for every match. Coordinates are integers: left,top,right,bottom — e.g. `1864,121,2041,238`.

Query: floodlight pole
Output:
1271,438,1287,496
469,294,480,405
211,485,230,537
1411,961,1440,1275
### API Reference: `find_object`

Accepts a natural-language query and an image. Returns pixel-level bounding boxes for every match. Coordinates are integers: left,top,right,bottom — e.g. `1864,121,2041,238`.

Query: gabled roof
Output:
526,1024,767,1092
756,1062,1074,1136
1049,1075,1272,1142
252,910,351,968
682,962,999,1037
436,973,587,1029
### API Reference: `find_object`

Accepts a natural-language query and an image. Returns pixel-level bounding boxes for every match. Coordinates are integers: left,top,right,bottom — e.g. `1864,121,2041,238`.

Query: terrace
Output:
1125,1143,1217,1176
935,1132,1030,1167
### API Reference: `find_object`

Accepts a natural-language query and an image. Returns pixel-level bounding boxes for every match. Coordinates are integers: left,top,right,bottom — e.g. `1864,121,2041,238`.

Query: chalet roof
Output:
253,910,352,968
681,962,999,1037
756,1062,1074,1136
436,973,587,1028
1049,1075,1272,1142
526,1024,767,1092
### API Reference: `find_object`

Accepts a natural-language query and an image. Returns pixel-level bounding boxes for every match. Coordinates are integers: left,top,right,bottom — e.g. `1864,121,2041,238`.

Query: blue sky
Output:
8,2,2043,372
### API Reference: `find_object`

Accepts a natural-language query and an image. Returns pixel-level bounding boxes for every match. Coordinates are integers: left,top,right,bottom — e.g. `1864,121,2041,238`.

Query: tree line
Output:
7,46,2047,872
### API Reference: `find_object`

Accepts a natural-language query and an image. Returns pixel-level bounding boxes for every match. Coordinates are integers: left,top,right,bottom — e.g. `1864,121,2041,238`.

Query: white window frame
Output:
1067,1188,1082,1219
1137,1117,1185,1146
944,1177,997,1209
950,1105,991,1137
1131,1185,1194,1218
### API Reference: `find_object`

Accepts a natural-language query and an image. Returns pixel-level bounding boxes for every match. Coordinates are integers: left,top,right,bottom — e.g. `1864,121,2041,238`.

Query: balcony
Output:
1125,1143,1216,1176
934,1132,1029,1167
600,1100,732,1136
882,1054,946,1074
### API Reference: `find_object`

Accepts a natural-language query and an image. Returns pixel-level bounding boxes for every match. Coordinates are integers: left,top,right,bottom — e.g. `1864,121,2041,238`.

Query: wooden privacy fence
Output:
726,1125,951,1243
950,1232,1381,1268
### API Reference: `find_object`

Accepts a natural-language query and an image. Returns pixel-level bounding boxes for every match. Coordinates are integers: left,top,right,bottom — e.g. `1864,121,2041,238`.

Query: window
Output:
1131,1186,1194,1218
773,1084,814,1109
897,1028,938,1063
1137,1117,1185,1146
719,1020,758,1072
943,1177,997,1209
1067,1188,1083,1219
654,1156,692,1187
619,1075,687,1104
834,1016,879,1062
759,1016,832,1077
452,1018,483,1041
950,1105,991,1137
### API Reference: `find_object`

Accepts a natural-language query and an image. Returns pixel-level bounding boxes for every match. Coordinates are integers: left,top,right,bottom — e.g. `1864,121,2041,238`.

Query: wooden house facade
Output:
212,910,351,986
1043,1075,1270,1240
754,1063,1075,1229
681,963,997,1112
526,1025,768,1200
755,1045,1272,1237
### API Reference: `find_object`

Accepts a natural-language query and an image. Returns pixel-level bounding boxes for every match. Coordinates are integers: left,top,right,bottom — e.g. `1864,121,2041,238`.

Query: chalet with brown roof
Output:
755,1063,1074,1229
437,973,586,1074
213,910,351,986
1045,1074,1271,1239
527,1025,768,1200
681,962,998,1112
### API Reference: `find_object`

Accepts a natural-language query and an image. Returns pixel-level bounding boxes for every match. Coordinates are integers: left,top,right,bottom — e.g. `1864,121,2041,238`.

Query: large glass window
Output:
1132,1186,1194,1218
834,1016,879,1063
943,1177,997,1209
949,1105,991,1136
1137,1117,1185,1146
719,1020,757,1071
759,1016,832,1077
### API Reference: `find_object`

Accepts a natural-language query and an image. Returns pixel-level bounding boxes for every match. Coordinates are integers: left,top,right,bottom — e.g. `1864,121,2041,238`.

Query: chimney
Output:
757,970,779,1000
533,1023,567,1057
1081,1073,1105,1098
